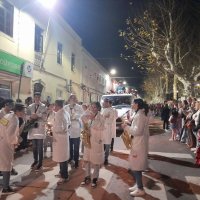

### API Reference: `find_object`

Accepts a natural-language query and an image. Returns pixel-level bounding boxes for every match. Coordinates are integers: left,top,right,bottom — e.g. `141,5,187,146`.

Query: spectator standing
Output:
161,101,170,131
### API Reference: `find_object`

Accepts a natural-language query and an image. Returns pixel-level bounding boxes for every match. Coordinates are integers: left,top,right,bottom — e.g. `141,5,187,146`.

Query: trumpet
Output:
121,129,132,150
45,122,53,136
81,123,91,148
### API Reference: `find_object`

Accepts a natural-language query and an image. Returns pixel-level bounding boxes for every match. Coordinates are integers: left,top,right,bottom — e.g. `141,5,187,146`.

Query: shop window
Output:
34,25,43,52
0,84,11,99
0,0,14,37
57,42,62,64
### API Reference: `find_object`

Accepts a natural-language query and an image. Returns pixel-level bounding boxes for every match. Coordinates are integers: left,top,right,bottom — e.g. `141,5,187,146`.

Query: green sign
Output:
0,50,24,75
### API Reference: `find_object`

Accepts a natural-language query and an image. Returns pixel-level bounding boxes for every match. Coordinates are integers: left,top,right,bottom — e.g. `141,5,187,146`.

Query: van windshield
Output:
101,95,132,107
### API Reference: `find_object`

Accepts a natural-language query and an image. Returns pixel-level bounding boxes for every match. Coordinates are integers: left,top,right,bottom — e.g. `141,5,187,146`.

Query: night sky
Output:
56,0,144,89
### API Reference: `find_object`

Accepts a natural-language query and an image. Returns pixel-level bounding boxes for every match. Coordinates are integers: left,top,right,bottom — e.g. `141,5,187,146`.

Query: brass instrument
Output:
121,129,132,150
23,119,38,132
81,123,91,148
45,122,53,136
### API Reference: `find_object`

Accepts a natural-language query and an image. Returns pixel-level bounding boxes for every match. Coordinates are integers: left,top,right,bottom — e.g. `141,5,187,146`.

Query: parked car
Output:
101,93,134,136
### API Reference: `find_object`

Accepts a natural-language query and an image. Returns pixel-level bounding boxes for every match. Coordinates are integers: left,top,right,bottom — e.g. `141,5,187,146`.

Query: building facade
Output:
0,0,111,103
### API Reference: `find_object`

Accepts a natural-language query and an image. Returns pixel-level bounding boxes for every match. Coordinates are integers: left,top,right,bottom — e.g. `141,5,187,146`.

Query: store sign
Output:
0,50,33,78
23,62,33,78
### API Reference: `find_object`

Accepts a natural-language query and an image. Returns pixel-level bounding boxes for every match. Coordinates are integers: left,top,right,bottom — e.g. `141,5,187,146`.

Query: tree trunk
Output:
173,74,178,100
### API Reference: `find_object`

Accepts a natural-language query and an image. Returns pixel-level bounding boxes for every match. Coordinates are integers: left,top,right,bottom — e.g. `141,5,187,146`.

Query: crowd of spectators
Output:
150,97,200,166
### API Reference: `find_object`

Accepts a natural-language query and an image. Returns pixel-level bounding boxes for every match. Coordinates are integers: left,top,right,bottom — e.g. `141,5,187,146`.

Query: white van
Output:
101,93,134,136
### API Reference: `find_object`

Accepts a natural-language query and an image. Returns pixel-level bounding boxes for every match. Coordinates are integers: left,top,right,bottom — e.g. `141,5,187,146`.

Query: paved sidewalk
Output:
0,118,200,200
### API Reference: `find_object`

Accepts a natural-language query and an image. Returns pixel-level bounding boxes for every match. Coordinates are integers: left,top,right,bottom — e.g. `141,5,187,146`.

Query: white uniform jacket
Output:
82,112,105,165
0,113,19,171
111,108,118,138
52,108,71,163
64,104,83,138
27,102,47,140
102,107,116,144
125,109,150,171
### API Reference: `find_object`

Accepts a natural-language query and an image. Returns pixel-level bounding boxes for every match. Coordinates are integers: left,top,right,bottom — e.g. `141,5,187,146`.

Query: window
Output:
56,89,63,99
0,0,14,37
57,42,62,64
34,25,43,52
71,53,75,71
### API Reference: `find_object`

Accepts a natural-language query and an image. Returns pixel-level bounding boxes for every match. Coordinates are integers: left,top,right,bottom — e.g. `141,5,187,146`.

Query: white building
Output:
0,0,111,102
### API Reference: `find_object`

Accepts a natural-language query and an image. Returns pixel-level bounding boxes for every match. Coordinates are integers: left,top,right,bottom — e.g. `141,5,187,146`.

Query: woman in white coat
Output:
81,102,105,188
52,100,71,185
0,103,25,195
122,98,150,197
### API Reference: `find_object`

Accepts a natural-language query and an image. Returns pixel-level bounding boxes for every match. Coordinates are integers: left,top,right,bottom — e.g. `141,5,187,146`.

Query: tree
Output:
120,0,200,97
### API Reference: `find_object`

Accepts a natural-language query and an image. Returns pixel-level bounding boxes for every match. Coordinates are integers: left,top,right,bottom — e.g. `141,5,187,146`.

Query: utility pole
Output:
17,63,24,100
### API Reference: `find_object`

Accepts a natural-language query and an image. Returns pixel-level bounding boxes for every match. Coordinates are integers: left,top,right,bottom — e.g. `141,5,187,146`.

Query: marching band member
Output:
110,106,118,152
27,92,47,171
44,103,54,153
122,98,150,197
0,103,25,195
64,94,83,168
102,98,117,165
81,102,105,188
52,100,71,184
0,99,18,176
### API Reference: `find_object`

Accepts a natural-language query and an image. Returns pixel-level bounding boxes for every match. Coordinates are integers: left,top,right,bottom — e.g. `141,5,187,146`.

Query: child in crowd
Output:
169,110,179,141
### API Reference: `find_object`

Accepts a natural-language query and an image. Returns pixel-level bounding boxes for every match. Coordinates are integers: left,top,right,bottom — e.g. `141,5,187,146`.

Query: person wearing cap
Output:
102,98,117,165
27,92,47,171
0,103,25,195
121,98,150,197
52,100,71,184
64,94,84,168
0,99,18,176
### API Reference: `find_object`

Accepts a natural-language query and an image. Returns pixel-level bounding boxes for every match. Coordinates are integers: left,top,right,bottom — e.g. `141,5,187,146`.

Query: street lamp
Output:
37,0,57,10
123,81,127,85
110,69,117,75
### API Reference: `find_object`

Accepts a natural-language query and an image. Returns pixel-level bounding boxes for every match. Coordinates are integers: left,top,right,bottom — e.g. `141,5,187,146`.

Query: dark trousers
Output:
69,137,80,164
131,171,143,190
32,139,44,166
60,161,68,179
110,138,114,151
163,120,169,130
2,171,10,189
17,131,28,150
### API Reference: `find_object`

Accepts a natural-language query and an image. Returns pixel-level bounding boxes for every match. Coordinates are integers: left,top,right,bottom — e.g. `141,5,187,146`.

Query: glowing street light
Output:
37,0,57,10
110,69,117,75
123,81,127,85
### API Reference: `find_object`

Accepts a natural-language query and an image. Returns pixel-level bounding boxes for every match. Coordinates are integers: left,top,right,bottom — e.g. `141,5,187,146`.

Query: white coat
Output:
0,113,19,171
111,108,118,138
102,107,116,144
27,102,47,140
125,109,150,171
64,104,83,138
52,108,71,163
82,112,105,165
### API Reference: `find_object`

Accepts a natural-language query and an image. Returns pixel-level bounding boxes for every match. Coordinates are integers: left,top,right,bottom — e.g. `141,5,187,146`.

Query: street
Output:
0,118,200,200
